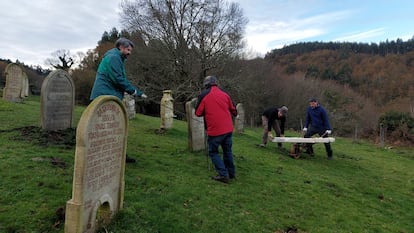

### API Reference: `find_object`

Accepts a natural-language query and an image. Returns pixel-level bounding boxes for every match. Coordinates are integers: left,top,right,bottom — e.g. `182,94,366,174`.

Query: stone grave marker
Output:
65,95,128,233
2,63,24,102
185,98,205,151
122,92,136,119
40,69,75,131
160,90,174,129
21,72,29,97
234,103,245,134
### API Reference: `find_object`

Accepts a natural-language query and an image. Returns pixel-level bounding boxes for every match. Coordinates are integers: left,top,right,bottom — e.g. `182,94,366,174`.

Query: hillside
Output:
0,96,413,232
268,49,414,112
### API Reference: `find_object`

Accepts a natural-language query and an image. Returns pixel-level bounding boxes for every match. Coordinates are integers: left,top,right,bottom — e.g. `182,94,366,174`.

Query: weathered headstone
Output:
122,92,136,119
160,90,174,129
234,103,245,134
2,63,24,102
40,69,75,131
65,95,128,233
21,72,29,97
185,98,205,151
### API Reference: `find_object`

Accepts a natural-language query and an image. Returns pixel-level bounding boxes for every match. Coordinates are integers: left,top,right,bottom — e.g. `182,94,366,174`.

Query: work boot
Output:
327,150,333,160
211,175,229,184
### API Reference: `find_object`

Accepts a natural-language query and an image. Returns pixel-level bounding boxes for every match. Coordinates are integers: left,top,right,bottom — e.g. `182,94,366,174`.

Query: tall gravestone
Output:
65,95,128,233
40,69,75,131
122,92,136,119
160,90,174,129
185,98,205,151
234,103,245,134
2,63,25,102
21,72,29,97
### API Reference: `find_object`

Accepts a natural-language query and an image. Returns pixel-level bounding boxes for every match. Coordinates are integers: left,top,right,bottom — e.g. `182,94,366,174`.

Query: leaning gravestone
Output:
160,90,174,129
40,69,75,131
2,63,24,102
65,95,128,233
234,103,245,134
185,98,205,151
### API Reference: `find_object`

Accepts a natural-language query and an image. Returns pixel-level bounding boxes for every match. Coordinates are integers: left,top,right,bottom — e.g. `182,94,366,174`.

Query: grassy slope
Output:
0,97,413,233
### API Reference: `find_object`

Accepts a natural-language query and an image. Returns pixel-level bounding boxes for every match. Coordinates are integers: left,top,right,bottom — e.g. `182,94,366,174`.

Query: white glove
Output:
132,90,138,96
326,130,332,135
303,127,307,132
141,93,147,98
236,115,240,119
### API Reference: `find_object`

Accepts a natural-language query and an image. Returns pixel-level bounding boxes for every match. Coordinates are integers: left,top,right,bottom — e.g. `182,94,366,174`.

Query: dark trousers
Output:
304,127,332,157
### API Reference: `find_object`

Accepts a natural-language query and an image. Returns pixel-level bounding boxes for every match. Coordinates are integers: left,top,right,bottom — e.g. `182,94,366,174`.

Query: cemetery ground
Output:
0,96,413,233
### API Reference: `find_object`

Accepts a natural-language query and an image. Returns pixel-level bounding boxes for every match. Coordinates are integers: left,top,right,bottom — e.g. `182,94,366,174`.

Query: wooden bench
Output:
271,137,335,158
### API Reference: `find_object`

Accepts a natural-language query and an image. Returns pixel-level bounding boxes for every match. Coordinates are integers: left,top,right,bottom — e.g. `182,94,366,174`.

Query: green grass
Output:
0,96,413,233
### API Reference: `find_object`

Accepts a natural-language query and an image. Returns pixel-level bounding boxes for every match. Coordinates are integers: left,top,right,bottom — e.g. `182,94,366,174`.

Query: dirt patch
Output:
3,126,76,149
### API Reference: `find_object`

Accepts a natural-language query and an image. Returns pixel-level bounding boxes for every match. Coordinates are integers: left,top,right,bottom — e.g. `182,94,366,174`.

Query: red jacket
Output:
195,86,237,136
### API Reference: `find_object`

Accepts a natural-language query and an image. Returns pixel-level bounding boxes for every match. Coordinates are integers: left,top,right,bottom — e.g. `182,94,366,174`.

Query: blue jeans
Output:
207,132,235,178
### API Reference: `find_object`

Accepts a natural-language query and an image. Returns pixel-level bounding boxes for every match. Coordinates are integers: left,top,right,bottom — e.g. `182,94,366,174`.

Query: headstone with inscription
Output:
234,103,245,134
185,98,205,151
2,63,24,102
160,90,174,129
65,95,128,233
40,69,75,131
122,92,136,119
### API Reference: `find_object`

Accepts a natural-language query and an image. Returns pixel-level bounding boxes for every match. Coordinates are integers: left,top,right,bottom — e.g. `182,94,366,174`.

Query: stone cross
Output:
65,95,128,233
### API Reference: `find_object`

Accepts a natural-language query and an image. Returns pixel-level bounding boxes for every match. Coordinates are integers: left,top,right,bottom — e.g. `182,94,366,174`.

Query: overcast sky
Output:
1,0,414,67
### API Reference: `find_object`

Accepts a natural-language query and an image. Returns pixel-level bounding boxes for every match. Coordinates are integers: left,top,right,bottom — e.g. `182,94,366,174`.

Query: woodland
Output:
1,0,414,145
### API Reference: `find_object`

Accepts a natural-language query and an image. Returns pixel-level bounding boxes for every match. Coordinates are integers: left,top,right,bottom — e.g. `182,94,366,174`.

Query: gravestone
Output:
160,90,174,129
21,72,29,97
122,92,136,119
185,98,205,151
2,63,24,102
40,69,75,131
65,95,128,233
234,103,245,134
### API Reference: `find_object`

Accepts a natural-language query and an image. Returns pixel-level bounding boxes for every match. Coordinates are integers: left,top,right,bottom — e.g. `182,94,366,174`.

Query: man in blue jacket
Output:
90,37,147,163
303,98,333,160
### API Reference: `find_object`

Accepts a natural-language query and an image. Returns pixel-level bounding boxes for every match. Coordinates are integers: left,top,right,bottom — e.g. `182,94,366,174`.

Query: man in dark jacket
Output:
303,98,333,159
90,37,147,163
195,76,237,184
90,37,147,101
259,106,288,148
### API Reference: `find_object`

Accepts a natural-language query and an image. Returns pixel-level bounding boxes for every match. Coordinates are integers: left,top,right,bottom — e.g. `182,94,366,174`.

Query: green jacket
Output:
90,48,143,100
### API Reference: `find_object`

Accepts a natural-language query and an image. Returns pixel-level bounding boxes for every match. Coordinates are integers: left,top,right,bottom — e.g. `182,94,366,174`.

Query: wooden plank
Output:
271,137,335,143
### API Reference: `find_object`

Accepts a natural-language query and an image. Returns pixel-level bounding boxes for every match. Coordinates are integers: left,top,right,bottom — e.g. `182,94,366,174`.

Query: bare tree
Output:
45,49,75,71
120,0,248,109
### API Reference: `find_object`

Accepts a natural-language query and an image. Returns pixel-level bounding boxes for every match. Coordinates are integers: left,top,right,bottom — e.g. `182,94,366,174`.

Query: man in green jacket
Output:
90,37,147,100
90,37,147,163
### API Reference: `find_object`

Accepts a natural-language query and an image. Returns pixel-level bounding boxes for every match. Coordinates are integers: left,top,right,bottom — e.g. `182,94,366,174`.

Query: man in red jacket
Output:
195,76,238,184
